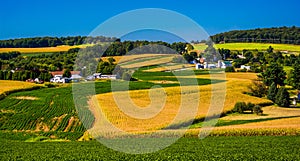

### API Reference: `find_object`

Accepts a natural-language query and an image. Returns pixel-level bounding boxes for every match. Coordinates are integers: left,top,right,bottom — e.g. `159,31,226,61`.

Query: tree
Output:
288,60,300,90
275,87,290,107
63,69,71,78
253,105,263,115
218,48,231,60
233,102,247,113
183,53,193,63
186,44,194,51
107,57,115,65
232,102,256,114
267,46,274,53
261,62,286,86
248,80,267,97
267,82,278,102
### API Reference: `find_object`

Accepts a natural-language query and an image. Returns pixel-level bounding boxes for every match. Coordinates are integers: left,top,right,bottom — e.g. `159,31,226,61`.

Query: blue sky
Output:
0,0,299,41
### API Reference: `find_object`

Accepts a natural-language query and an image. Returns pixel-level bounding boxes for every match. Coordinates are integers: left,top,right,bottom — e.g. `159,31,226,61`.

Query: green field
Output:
1,134,299,160
193,43,300,52
1,53,300,160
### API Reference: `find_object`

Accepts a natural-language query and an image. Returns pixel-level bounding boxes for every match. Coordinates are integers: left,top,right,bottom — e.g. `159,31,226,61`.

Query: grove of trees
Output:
0,36,117,48
211,26,300,44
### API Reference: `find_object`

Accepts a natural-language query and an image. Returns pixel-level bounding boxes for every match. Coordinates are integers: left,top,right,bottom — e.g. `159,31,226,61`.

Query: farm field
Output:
0,44,92,53
0,136,299,160
1,51,300,160
193,42,300,52
0,80,42,95
93,71,274,133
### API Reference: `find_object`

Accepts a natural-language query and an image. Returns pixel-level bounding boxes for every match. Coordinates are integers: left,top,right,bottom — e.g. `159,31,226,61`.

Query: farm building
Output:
217,60,232,68
195,63,204,69
50,71,82,79
240,65,251,70
49,71,82,83
86,73,120,81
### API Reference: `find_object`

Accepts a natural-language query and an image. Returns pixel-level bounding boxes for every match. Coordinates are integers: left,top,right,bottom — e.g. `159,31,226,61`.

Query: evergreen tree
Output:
267,82,278,102
261,62,286,86
275,87,290,107
288,60,300,90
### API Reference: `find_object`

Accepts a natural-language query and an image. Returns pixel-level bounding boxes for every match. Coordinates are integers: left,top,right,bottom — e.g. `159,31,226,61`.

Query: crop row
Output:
0,86,87,139
0,136,300,160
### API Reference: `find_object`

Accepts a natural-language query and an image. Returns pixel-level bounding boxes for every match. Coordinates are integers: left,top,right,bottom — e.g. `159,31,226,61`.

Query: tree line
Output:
211,26,300,44
0,36,117,48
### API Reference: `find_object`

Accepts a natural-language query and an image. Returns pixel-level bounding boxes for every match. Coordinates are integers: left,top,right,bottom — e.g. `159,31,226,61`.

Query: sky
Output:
0,0,299,41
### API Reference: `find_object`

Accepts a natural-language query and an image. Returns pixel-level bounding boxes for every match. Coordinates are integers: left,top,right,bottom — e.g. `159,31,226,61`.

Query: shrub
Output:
246,102,255,113
237,68,247,72
233,102,247,113
253,105,263,115
44,83,56,88
225,66,235,72
233,102,262,114
275,87,290,107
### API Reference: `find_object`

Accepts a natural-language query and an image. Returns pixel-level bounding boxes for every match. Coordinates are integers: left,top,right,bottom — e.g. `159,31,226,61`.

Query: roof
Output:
223,61,232,65
50,71,81,76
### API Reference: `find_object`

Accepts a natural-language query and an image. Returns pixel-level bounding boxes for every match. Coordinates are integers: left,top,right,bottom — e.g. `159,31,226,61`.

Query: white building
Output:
217,60,232,69
240,65,251,70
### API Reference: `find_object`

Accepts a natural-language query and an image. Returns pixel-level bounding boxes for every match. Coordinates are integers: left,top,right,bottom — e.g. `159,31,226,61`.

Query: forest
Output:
210,26,300,44
0,36,117,48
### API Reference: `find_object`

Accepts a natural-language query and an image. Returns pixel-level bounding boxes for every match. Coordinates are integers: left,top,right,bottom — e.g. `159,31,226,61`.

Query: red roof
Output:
50,71,81,76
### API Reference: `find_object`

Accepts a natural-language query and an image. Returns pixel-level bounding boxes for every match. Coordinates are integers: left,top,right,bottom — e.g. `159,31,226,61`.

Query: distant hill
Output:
210,26,300,45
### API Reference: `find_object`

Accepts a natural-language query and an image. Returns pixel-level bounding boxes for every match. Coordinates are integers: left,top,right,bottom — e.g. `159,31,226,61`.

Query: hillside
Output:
210,26,300,44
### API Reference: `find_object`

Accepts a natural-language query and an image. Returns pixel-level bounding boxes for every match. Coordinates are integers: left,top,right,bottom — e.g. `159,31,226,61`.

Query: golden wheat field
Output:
0,80,42,95
91,72,273,133
101,54,172,63
0,44,90,53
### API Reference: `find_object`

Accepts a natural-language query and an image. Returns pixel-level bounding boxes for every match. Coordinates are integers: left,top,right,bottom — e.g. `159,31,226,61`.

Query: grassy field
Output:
0,44,92,53
193,42,300,52
1,135,299,160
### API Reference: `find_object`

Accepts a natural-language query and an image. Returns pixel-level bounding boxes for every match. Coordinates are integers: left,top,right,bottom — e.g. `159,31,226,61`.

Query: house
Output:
93,73,102,79
50,70,82,83
217,60,232,69
195,63,204,69
240,65,251,70
50,71,82,79
86,73,120,80
203,62,216,69
237,55,246,59
100,74,118,80
50,76,72,83
207,64,216,69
